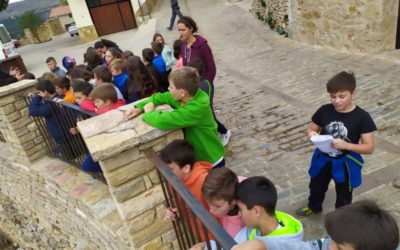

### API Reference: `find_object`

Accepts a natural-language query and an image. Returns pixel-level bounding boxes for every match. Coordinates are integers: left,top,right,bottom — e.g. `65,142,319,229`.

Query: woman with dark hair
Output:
105,47,122,68
125,56,158,103
177,16,216,83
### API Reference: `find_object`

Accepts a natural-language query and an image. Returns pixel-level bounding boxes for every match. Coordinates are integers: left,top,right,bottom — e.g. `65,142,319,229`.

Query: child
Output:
125,67,225,168
54,77,75,104
90,83,124,115
122,50,134,62
173,39,183,69
201,168,246,237
296,71,377,217
161,139,219,241
71,79,95,113
92,65,124,100
109,59,129,100
153,33,175,73
105,47,122,68
151,41,167,74
247,200,400,250
46,57,66,78
142,48,165,91
83,50,103,70
188,58,231,146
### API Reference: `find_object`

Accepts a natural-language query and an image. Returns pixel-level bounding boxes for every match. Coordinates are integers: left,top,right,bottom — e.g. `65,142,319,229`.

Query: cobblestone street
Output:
154,0,400,240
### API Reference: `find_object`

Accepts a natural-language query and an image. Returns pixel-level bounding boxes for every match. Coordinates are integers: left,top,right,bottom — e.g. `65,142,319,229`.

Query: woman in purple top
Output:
177,16,216,83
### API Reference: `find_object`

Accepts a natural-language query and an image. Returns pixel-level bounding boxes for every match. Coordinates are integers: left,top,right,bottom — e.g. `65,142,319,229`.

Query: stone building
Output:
252,0,400,54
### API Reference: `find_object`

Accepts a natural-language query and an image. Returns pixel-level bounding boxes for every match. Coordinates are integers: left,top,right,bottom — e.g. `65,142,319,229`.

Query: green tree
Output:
60,0,69,5
0,0,9,12
17,10,43,42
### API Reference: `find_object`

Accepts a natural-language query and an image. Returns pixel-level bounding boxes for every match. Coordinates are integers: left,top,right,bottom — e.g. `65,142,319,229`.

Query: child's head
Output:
151,41,164,55
187,58,205,80
71,79,93,104
23,72,35,80
173,39,182,60
35,79,56,97
159,139,195,180
325,200,399,250
46,57,58,71
69,67,93,82
122,50,134,62
54,77,71,95
235,176,277,228
90,83,117,109
93,66,112,85
94,40,107,56
109,59,125,76
168,67,200,100
142,48,155,64
153,33,165,44
326,71,356,112
105,47,122,65
84,50,103,69
40,72,58,84
202,168,239,217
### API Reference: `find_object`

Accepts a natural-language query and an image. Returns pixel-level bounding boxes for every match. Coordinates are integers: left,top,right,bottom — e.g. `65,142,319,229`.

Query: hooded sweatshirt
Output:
135,90,225,164
181,35,217,83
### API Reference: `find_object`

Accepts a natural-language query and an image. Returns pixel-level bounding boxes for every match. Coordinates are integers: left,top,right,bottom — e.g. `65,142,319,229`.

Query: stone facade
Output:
78,110,184,249
78,25,99,44
252,0,289,35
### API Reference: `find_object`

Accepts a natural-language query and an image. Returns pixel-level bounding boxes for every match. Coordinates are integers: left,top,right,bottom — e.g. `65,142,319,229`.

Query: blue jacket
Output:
28,94,66,144
153,55,167,73
113,73,129,99
309,148,364,188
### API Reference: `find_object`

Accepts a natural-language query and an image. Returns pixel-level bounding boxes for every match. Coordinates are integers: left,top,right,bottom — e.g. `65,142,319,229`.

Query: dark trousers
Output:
307,162,353,212
209,81,228,134
168,7,183,29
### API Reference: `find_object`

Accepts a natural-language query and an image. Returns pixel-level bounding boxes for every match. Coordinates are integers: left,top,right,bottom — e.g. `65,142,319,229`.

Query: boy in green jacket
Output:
125,66,226,167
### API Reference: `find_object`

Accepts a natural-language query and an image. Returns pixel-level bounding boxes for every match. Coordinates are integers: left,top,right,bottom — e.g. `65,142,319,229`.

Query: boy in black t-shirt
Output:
296,71,377,217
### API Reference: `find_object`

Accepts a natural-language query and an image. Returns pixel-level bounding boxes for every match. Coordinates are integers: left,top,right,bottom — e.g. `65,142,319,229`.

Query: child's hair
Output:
35,79,55,94
69,67,93,82
24,72,36,79
125,56,157,99
326,71,356,93
142,48,155,63
151,41,164,55
177,16,198,33
54,77,71,90
159,139,195,169
107,47,122,60
110,59,125,72
95,39,121,51
84,50,103,69
122,50,134,61
325,200,399,250
40,72,58,83
45,56,56,63
90,83,117,104
202,168,238,203
187,58,205,79
93,66,112,82
169,67,200,96
173,39,182,60
152,33,165,44
235,176,277,216
71,79,93,96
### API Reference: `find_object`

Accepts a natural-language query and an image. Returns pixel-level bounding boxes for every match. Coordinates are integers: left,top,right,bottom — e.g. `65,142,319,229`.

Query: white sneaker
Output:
220,130,231,146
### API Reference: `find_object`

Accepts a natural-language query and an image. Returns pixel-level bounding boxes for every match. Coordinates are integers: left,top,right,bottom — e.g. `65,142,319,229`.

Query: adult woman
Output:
105,47,122,68
153,33,175,73
177,16,216,83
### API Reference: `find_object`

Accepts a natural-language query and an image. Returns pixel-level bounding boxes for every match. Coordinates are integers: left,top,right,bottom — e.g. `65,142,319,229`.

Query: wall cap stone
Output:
0,79,37,98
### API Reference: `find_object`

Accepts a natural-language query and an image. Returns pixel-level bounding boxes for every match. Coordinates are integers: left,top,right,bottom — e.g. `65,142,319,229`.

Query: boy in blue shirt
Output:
296,71,377,217
110,59,128,101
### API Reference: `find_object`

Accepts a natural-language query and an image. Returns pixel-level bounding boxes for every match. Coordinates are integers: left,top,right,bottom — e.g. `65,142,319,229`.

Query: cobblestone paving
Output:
154,0,400,240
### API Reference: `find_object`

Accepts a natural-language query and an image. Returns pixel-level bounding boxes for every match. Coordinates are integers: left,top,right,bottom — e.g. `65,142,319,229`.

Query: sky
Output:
9,0,25,3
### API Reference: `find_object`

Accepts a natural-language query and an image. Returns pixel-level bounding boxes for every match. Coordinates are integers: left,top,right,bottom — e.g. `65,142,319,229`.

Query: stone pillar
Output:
78,110,184,249
0,80,46,165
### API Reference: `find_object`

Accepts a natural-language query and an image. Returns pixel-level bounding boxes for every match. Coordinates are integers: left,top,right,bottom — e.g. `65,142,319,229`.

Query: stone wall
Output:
289,0,399,53
252,0,289,35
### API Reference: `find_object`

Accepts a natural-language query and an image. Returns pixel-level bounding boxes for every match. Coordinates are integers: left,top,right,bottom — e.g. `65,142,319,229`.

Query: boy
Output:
125,67,225,168
93,65,124,100
110,59,128,100
46,57,66,78
247,200,400,250
296,71,377,217
54,77,75,104
188,58,231,146
142,48,165,91
151,41,167,74
71,79,95,113
90,83,124,115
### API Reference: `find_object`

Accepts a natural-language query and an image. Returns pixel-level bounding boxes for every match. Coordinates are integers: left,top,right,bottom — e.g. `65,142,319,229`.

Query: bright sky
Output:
9,0,25,3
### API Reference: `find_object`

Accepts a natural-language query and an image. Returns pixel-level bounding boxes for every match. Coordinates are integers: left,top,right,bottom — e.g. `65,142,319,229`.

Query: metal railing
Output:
144,149,237,250
24,96,96,168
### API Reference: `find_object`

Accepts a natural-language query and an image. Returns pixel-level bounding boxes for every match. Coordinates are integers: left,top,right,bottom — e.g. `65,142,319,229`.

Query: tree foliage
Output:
60,0,69,5
17,10,43,41
0,0,9,12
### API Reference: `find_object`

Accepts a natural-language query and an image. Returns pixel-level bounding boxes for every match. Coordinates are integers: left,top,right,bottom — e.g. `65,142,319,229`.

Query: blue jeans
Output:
82,154,102,172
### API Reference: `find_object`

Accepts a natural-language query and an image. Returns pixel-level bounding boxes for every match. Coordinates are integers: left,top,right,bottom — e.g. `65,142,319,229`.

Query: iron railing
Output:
24,96,96,168
144,149,237,250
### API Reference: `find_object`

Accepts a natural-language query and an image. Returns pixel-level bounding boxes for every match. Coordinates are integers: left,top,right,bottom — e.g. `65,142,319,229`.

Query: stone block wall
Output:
252,0,289,34
0,80,46,165
79,110,184,249
289,0,399,53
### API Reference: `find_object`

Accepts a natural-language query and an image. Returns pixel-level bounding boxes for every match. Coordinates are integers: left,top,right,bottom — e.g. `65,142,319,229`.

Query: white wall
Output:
59,15,75,30
67,0,93,28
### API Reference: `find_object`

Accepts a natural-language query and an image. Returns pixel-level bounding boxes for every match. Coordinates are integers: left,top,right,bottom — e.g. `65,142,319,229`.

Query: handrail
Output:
144,148,237,250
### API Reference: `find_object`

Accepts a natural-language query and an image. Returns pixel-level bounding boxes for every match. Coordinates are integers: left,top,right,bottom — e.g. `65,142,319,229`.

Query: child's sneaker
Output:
295,207,319,217
220,130,231,146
